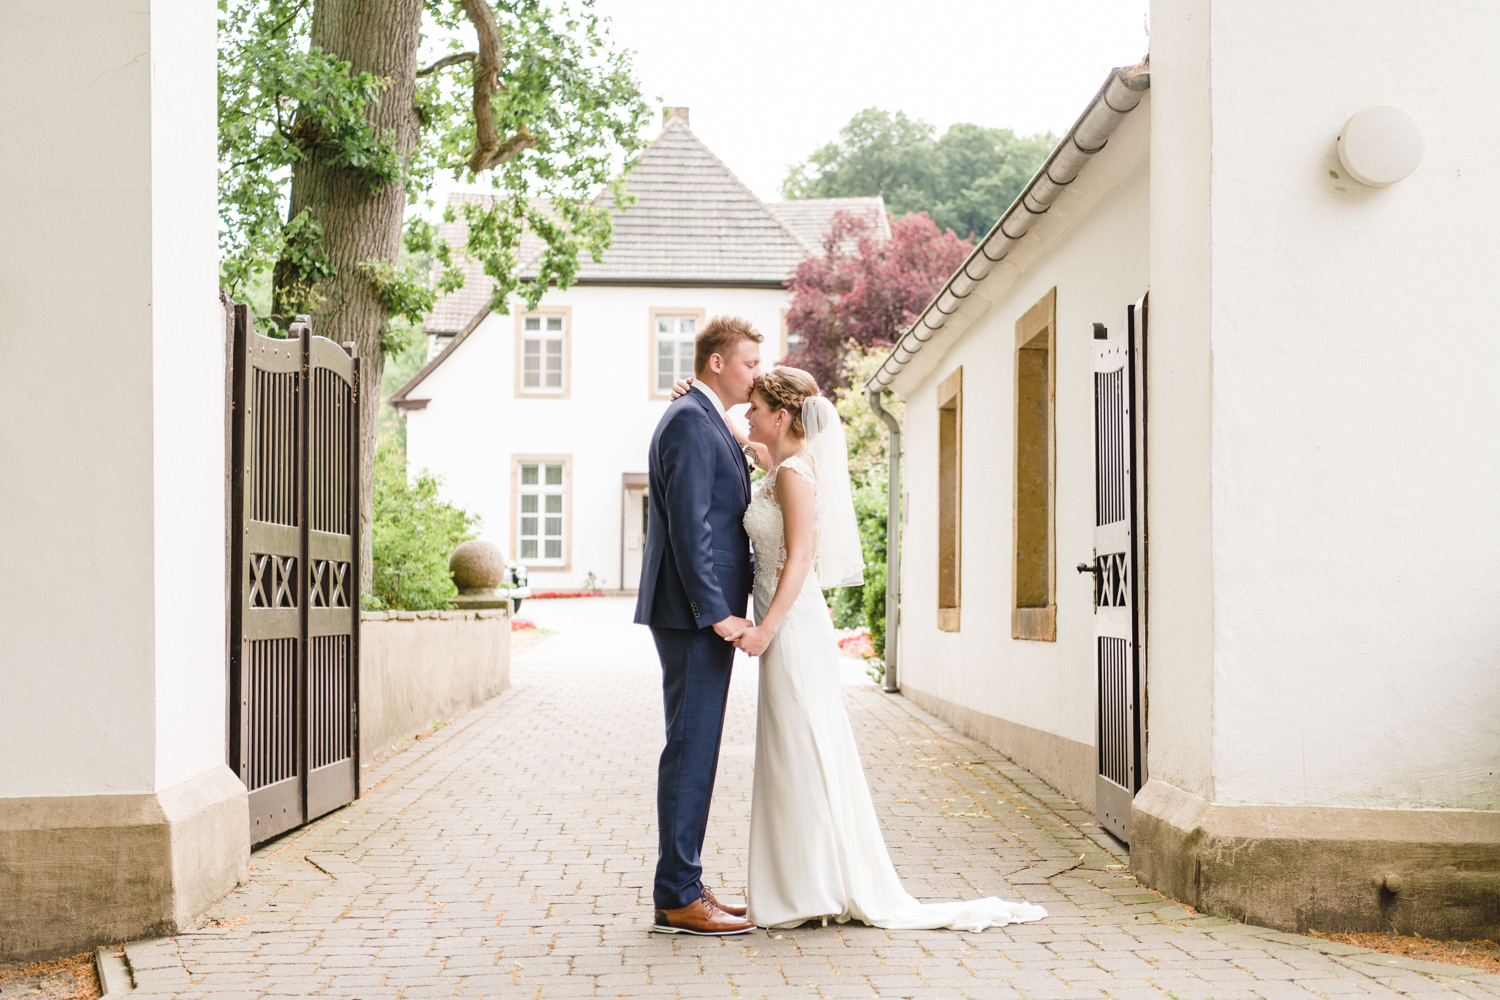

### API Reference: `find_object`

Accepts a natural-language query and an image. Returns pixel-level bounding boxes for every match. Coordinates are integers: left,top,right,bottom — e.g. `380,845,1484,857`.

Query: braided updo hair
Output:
751,366,821,438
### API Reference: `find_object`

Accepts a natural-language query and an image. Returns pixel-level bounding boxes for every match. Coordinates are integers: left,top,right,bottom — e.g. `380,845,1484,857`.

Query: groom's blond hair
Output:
694,316,763,376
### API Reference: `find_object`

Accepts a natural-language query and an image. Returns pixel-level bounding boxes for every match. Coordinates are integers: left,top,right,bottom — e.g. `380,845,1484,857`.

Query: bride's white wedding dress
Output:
743,453,1048,931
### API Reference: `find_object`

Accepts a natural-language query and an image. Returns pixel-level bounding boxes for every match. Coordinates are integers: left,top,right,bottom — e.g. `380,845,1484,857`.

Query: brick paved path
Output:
139,598,1500,1000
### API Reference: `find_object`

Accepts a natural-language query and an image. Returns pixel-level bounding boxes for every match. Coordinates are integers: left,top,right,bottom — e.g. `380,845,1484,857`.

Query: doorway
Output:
1088,294,1147,844
620,473,649,591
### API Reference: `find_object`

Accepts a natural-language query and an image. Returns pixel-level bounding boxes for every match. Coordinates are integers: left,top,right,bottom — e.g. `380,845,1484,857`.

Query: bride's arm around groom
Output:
646,401,747,634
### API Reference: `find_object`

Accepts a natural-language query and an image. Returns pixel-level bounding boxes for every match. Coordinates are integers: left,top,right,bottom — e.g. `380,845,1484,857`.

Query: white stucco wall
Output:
149,0,227,792
1192,0,1500,810
894,0,1500,817
404,285,790,592
1142,0,1217,802
890,105,1151,795
0,0,226,797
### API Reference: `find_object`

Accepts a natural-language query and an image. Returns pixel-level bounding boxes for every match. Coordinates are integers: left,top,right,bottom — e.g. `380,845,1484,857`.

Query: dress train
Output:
743,456,1047,931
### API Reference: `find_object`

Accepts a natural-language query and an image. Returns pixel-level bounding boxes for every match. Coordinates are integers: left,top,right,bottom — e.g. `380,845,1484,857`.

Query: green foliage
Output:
833,346,904,483
218,0,403,304
861,560,887,684
829,584,863,631
275,210,338,317
380,313,425,358
359,258,438,326
218,0,653,325
368,434,479,611
785,110,933,215
784,108,1056,240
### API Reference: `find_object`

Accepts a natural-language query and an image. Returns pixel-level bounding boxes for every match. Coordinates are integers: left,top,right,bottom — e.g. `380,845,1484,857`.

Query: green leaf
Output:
371,433,479,611
219,0,652,336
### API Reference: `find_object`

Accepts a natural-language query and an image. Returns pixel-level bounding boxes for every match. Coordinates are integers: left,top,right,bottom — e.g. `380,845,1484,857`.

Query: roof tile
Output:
424,120,863,332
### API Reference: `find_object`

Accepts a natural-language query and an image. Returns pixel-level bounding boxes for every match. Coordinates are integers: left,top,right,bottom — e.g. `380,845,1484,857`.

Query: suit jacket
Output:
633,386,754,630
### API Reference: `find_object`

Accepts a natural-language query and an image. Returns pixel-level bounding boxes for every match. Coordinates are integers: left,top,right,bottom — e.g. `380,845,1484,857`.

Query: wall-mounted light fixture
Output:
1337,106,1423,187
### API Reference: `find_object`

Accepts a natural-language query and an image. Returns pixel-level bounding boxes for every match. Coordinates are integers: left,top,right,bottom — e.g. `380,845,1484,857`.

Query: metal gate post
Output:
296,320,312,826
348,346,362,794
228,304,249,784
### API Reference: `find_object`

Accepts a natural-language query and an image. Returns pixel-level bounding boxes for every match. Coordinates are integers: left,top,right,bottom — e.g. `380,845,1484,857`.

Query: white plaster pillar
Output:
0,0,249,961
1135,0,1500,941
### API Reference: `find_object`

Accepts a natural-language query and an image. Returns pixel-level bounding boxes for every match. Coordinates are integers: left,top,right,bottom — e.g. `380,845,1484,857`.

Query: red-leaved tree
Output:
784,211,973,390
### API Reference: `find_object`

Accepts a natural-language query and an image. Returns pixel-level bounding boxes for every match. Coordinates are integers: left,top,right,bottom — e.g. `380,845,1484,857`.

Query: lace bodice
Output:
743,454,819,607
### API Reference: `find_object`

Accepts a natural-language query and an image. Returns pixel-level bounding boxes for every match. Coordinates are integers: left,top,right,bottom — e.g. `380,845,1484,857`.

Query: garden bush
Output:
368,434,478,611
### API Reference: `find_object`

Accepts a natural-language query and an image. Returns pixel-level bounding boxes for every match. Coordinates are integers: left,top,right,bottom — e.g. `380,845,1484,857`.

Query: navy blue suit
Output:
634,386,753,909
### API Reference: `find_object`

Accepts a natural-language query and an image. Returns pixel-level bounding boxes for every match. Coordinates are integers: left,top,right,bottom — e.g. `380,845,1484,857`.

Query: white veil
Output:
801,396,865,588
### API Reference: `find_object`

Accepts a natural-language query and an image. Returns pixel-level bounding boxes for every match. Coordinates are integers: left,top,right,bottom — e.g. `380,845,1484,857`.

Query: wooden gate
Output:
228,306,362,845
1086,295,1147,843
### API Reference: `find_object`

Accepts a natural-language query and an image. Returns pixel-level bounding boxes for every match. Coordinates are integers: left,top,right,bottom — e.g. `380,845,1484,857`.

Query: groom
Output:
634,316,763,936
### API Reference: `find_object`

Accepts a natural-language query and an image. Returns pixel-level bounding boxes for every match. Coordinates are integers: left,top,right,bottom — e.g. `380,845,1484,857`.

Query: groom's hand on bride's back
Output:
713,615,751,641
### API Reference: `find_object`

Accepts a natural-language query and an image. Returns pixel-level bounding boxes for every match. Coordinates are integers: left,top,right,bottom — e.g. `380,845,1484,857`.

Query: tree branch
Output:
457,0,537,173
472,124,537,172
416,51,477,77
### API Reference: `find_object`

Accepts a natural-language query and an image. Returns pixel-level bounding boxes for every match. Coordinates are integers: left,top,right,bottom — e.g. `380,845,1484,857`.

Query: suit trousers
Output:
650,625,736,910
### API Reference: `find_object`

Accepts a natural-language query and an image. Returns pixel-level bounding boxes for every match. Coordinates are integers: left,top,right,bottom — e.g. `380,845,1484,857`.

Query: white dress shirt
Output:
693,381,728,418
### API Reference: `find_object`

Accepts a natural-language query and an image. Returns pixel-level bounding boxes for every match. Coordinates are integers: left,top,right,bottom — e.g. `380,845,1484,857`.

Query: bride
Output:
675,367,1047,932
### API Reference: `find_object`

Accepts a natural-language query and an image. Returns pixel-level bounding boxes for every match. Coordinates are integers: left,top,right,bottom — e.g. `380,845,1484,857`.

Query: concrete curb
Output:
93,946,132,998
93,939,189,997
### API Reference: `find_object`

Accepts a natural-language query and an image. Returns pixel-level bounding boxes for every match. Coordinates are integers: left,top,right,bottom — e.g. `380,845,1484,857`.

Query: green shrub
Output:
368,433,478,611
862,560,887,656
825,458,892,647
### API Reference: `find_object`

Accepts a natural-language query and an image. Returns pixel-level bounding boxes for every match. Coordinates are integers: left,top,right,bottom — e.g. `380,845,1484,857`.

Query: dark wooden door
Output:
1090,296,1145,843
229,307,361,845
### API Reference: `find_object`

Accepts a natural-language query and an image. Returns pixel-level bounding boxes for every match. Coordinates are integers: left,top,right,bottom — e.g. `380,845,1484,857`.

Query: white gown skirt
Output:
745,583,1048,931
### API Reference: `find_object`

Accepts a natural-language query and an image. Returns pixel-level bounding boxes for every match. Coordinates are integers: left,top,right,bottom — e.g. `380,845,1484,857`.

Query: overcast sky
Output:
433,0,1150,207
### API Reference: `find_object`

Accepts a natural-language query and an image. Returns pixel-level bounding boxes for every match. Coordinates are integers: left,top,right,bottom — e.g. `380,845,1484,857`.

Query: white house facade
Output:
395,110,885,592
870,0,1499,940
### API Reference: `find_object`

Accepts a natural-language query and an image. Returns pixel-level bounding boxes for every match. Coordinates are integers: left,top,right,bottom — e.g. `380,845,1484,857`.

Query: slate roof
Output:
767,197,890,254
400,124,898,400
422,118,875,333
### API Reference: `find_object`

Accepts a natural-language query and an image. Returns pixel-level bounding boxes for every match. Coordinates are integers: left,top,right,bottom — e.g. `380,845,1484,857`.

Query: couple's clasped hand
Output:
713,615,772,656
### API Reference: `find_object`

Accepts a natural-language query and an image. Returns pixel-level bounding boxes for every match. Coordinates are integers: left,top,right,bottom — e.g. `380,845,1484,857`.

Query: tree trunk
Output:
278,0,424,593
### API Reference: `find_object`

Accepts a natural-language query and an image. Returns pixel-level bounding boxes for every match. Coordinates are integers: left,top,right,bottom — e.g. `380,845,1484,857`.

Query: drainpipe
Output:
868,387,901,694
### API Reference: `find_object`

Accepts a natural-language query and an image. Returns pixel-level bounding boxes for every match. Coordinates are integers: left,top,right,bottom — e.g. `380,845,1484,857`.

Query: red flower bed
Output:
836,627,876,659
529,591,605,599
511,618,538,631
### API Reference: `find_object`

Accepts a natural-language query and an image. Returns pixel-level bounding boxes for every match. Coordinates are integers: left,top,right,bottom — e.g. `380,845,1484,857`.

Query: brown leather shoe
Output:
651,898,754,936
702,887,748,918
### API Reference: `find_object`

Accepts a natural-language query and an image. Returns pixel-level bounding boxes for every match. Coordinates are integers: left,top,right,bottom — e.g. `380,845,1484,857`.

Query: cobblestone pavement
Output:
140,598,1500,1000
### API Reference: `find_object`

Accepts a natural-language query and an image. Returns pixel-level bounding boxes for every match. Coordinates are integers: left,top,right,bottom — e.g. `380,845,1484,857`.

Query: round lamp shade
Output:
1337,106,1423,187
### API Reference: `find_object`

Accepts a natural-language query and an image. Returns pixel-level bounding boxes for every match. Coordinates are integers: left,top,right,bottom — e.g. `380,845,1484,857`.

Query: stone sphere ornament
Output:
1337,106,1423,187
449,539,507,591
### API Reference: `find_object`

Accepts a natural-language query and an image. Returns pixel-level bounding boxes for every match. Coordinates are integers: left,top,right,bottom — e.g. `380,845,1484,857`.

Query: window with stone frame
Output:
518,312,567,395
937,367,963,633
515,457,570,568
1012,288,1057,641
652,311,702,397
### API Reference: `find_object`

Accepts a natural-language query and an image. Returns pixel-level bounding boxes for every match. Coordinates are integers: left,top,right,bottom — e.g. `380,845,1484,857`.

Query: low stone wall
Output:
360,609,510,763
